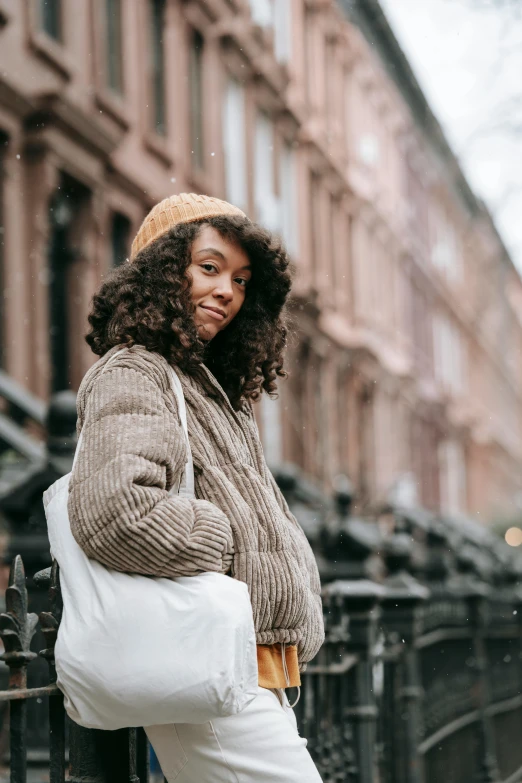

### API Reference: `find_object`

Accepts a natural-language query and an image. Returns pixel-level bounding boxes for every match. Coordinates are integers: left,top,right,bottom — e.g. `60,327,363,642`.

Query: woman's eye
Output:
202,263,218,273
235,278,248,287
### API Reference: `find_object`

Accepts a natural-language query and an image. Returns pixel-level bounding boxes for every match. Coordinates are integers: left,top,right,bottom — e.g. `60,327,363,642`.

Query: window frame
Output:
39,0,63,42
110,212,132,268
104,0,124,95
149,0,167,138
222,77,247,211
29,0,72,79
188,28,205,172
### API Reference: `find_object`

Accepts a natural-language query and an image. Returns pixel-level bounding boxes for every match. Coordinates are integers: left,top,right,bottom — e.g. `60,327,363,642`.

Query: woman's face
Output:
188,225,252,341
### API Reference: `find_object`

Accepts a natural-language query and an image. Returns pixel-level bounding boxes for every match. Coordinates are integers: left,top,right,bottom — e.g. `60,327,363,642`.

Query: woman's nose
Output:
213,279,234,301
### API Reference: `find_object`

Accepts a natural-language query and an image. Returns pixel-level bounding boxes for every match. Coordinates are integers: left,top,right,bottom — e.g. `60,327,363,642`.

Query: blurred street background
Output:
0,0,520,529
1,1,522,780
1,0,522,531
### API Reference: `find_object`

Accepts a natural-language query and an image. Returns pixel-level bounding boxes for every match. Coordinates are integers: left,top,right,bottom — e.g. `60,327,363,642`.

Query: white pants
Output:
145,687,323,783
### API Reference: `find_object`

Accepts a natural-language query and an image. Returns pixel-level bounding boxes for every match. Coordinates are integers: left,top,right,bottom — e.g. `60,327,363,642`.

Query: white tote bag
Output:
43,355,258,730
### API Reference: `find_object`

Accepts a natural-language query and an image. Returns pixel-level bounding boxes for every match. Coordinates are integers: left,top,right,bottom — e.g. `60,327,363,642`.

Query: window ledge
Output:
94,88,130,132
143,131,173,168
29,30,73,81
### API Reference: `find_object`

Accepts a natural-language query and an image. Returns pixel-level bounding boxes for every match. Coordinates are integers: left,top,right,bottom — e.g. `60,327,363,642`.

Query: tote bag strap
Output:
167,367,195,499
72,349,195,500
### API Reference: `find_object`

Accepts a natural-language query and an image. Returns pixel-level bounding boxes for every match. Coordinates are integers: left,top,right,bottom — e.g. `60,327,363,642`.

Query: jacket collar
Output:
195,363,254,435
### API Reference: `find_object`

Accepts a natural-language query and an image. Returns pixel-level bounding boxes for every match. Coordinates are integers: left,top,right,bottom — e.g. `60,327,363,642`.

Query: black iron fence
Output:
297,568,522,783
0,547,520,783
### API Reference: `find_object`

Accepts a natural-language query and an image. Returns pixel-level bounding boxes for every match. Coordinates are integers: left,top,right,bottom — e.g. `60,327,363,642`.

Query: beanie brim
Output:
130,193,248,261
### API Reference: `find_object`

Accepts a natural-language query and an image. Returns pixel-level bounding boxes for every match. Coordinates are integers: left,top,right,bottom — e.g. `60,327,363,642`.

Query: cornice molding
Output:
211,16,289,100
0,76,37,120
24,92,123,160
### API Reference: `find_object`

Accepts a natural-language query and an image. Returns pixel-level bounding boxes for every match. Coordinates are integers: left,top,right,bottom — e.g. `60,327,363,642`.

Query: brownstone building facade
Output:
1,0,522,523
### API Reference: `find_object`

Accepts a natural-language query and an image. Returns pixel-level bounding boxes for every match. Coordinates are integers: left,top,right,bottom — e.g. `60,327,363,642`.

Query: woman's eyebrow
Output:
195,247,251,271
195,247,226,261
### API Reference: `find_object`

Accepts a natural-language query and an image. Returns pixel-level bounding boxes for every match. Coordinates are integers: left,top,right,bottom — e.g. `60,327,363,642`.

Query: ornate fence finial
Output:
0,555,38,677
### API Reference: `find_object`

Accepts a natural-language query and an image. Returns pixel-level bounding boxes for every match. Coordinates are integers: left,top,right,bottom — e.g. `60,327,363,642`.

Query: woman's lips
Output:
200,305,225,321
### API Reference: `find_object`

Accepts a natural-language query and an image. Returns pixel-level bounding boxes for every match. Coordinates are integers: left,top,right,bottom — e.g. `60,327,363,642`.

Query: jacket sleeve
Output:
67,363,233,577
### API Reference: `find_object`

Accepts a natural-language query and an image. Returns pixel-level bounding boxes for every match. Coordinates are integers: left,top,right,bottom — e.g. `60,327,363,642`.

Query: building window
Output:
309,171,321,272
111,213,131,267
248,0,273,27
105,0,123,94
48,177,90,393
405,161,429,249
357,383,375,505
411,281,433,377
260,395,282,467
328,194,339,293
149,0,166,136
410,415,440,510
40,0,62,41
223,79,247,210
301,347,324,481
189,30,204,170
279,142,298,256
433,313,465,395
430,202,460,279
304,9,314,107
254,112,279,231
439,439,467,514
273,0,291,63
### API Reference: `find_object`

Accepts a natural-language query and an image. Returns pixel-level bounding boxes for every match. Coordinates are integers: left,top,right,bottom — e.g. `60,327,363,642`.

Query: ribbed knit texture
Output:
68,345,325,667
130,193,247,260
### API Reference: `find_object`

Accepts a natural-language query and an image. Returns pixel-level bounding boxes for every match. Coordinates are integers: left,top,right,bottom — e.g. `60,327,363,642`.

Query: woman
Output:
68,193,324,782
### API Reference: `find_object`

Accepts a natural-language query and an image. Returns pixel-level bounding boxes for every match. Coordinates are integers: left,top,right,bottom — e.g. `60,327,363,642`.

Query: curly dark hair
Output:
86,215,293,409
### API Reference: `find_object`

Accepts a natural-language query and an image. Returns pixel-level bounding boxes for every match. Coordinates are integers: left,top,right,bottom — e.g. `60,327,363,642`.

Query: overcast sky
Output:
379,0,522,271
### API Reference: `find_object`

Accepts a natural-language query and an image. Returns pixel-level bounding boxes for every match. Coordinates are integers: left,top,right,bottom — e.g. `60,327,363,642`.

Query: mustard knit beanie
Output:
130,193,248,261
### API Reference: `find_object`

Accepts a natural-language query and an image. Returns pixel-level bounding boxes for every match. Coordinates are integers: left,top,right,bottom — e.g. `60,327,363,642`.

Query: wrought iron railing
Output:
0,553,521,782
0,558,63,783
